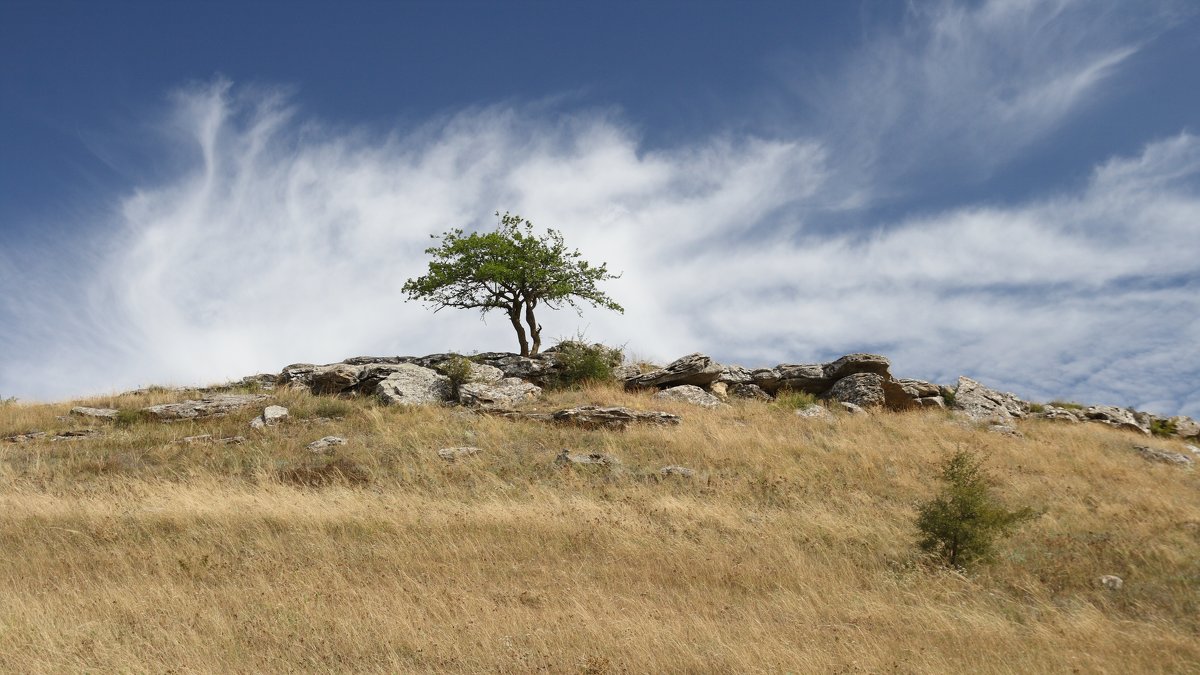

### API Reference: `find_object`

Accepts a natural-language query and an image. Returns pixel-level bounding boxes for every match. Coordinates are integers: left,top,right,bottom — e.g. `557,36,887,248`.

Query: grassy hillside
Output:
1,383,1197,673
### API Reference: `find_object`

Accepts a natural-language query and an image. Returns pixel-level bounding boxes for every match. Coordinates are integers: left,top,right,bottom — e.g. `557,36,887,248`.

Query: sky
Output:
1,0,1198,417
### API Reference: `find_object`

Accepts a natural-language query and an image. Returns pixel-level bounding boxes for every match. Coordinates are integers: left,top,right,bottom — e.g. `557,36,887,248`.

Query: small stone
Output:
795,404,830,419
69,406,119,420
1098,575,1123,590
437,446,482,461
659,465,695,478
306,436,347,453
555,449,621,467
1133,445,1193,466
838,402,868,415
180,434,213,443
250,405,290,429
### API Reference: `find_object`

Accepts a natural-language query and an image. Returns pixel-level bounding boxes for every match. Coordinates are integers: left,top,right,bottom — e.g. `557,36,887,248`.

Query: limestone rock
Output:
1038,405,1083,422
709,381,729,398
915,396,946,409
471,352,557,384
1098,575,1124,591
250,405,289,429
551,406,682,430
769,364,830,395
952,377,1026,421
143,394,271,421
659,465,696,478
458,379,542,408
437,446,482,462
1084,406,1149,435
310,364,361,395
838,402,868,416
823,353,892,381
1133,445,1193,466
795,404,831,419
896,378,940,399
4,431,47,443
555,449,621,467
306,436,347,453
374,364,452,406
624,353,723,390
824,373,887,408
716,365,754,385
612,364,643,381
652,384,728,409
70,406,119,420
1168,416,1199,439
729,382,772,400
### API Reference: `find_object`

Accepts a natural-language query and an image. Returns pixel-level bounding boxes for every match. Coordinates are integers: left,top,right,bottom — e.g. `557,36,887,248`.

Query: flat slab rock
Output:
551,406,682,430
652,384,728,409
952,377,1027,421
1133,445,1193,466
143,394,272,421
624,353,723,390
458,379,542,408
437,446,482,461
555,449,621,467
70,406,119,420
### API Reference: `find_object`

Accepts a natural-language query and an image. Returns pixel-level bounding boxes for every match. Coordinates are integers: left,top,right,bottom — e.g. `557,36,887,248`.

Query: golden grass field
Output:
0,382,1197,673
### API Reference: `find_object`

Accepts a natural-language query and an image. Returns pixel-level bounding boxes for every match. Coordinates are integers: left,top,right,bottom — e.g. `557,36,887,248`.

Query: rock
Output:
951,377,1026,421
1168,416,1200,439
69,406,119,420
374,364,452,406
729,383,772,400
458,379,542,408
555,449,621,467
612,364,643,381
896,378,940,399
550,406,682,430
824,373,886,408
1038,405,1083,422
235,373,278,391
652,384,728,409
437,446,482,461
838,402,868,416
823,353,892,381
624,353,723,390
50,429,103,441
795,404,831,419
1185,444,1199,455
310,364,362,395
278,363,320,388
250,405,289,429
749,368,781,392
659,465,696,478
471,352,558,385
180,434,246,445
709,381,729,398
1098,575,1124,591
988,424,1024,438
143,394,272,421
3,431,47,443
180,434,212,443
1133,445,1193,466
306,436,347,453
915,396,946,409
1084,405,1149,435
716,365,754,385
769,364,831,395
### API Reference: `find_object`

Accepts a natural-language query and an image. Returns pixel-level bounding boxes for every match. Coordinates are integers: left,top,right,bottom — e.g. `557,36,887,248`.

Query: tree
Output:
402,212,623,356
915,448,1036,569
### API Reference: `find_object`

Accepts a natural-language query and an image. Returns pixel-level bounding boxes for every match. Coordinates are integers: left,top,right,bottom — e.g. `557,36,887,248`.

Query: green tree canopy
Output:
402,212,623,356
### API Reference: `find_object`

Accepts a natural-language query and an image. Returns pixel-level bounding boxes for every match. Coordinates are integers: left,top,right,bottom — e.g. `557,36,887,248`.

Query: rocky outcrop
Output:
625,353,723,390
471,352,559,385
729,383,772,400
374,364,452,406
1133,445,1193,466
143,394,271,421
951,377,1027,421
824,373,887,408
70,406,119,420
716,365,754,385
551,406,682,430
250,405,289,429
306,436,347,453
458,378,541,408
310,364,361,395
652,384,727,409
1168,416,1200,439
1084,406,1149,435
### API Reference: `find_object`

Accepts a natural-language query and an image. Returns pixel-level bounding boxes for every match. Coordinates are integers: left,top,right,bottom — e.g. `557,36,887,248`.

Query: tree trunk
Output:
509,303,529,356
524,299,542,356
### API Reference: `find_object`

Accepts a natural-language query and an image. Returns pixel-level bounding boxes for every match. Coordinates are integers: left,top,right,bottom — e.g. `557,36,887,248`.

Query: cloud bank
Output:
1,0,1197,418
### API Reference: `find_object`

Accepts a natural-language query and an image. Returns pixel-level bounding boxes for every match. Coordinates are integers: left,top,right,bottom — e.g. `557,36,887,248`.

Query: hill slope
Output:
1,382,1197,672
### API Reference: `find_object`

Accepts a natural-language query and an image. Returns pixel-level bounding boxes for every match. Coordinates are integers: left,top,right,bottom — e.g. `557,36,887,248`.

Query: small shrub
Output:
942,388,957,407
916,448,1036,569
772,390,818,410
1150,418,1178,437
1048,400,1084,410
1027,402,1046,414
549,339,623,389
438,354,475,397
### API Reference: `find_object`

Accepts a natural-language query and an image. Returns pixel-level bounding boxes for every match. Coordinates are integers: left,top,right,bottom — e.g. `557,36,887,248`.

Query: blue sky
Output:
2,0,1198,417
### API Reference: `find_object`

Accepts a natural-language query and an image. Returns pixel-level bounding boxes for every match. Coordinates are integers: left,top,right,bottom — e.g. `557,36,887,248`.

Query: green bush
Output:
549,339,623,389
772,390,818,410
942,388,956,407
916,448,1036,569
437,354,475,397
1150,418,1178,437
1048,400,1084,410
1027,402,1046,414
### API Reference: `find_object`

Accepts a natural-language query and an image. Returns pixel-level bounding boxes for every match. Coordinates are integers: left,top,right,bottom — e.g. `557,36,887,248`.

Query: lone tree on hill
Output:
402,212,623,357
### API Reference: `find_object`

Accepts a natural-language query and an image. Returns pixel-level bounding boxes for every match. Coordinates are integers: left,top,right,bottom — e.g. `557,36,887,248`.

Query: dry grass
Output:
0,383,1197,673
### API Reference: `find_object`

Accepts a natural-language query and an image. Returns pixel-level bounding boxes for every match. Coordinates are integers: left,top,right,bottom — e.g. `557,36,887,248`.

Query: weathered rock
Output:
824,373,887,408
838,402,868,416
716,364,754,385
310,364,362,395
896,378,940,399
1038,405,1083,422
458,379,542,408
659,465,696,478
143,394,272,421
555,449,621,467
1168,416,1200,439
653,384,728,409
769,364,831,395
823,353,892,381
235,373,278,391
988,423,1024,438
3,431,47,443
180,434,245,445
471,352,558,384
915,396,946,409
50,429,103,441
551,406,682,430
1084,405,1149,435
612,364,643,381
1133,445,1193,466
306,436,347,453
624,353,723,390
749,368,781,392
952,377,1026,421
729,382,772,401
1098,575,1124,591
437,446,482,462
250,405,289,429
70,406,119,420
709,381,729,398
880,379,919,410
1185,444,1200,455
278,363,320,388
795,404,831,419
374,364,452,406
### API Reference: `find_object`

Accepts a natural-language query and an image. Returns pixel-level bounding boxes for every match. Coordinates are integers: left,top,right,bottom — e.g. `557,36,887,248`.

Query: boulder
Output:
749,368,781,392
250,405,290,429
838,402,868,416
951,377,1027,421
143,394,272,421
823,353,892,381
612,364,643,382
716,364,754,385
374,364,452,406
652,384,728,409
70,406,119,420
1168,416,1200,439
795,404,831,419
551,406,682,430
708,381,729,398
624,353,723,390
772,363,832,395
1084,406,1149,435
471,352,558,385
1098,575,1124,591
729,382,772,400
437,446,482,462
915,396,946,409
1133,445,1193,466
895,378,940,398
458,379,542,408
823,373,886,408
310,364,362,395
306,436,347,453
1038,405,1083,422
278,363,320,388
